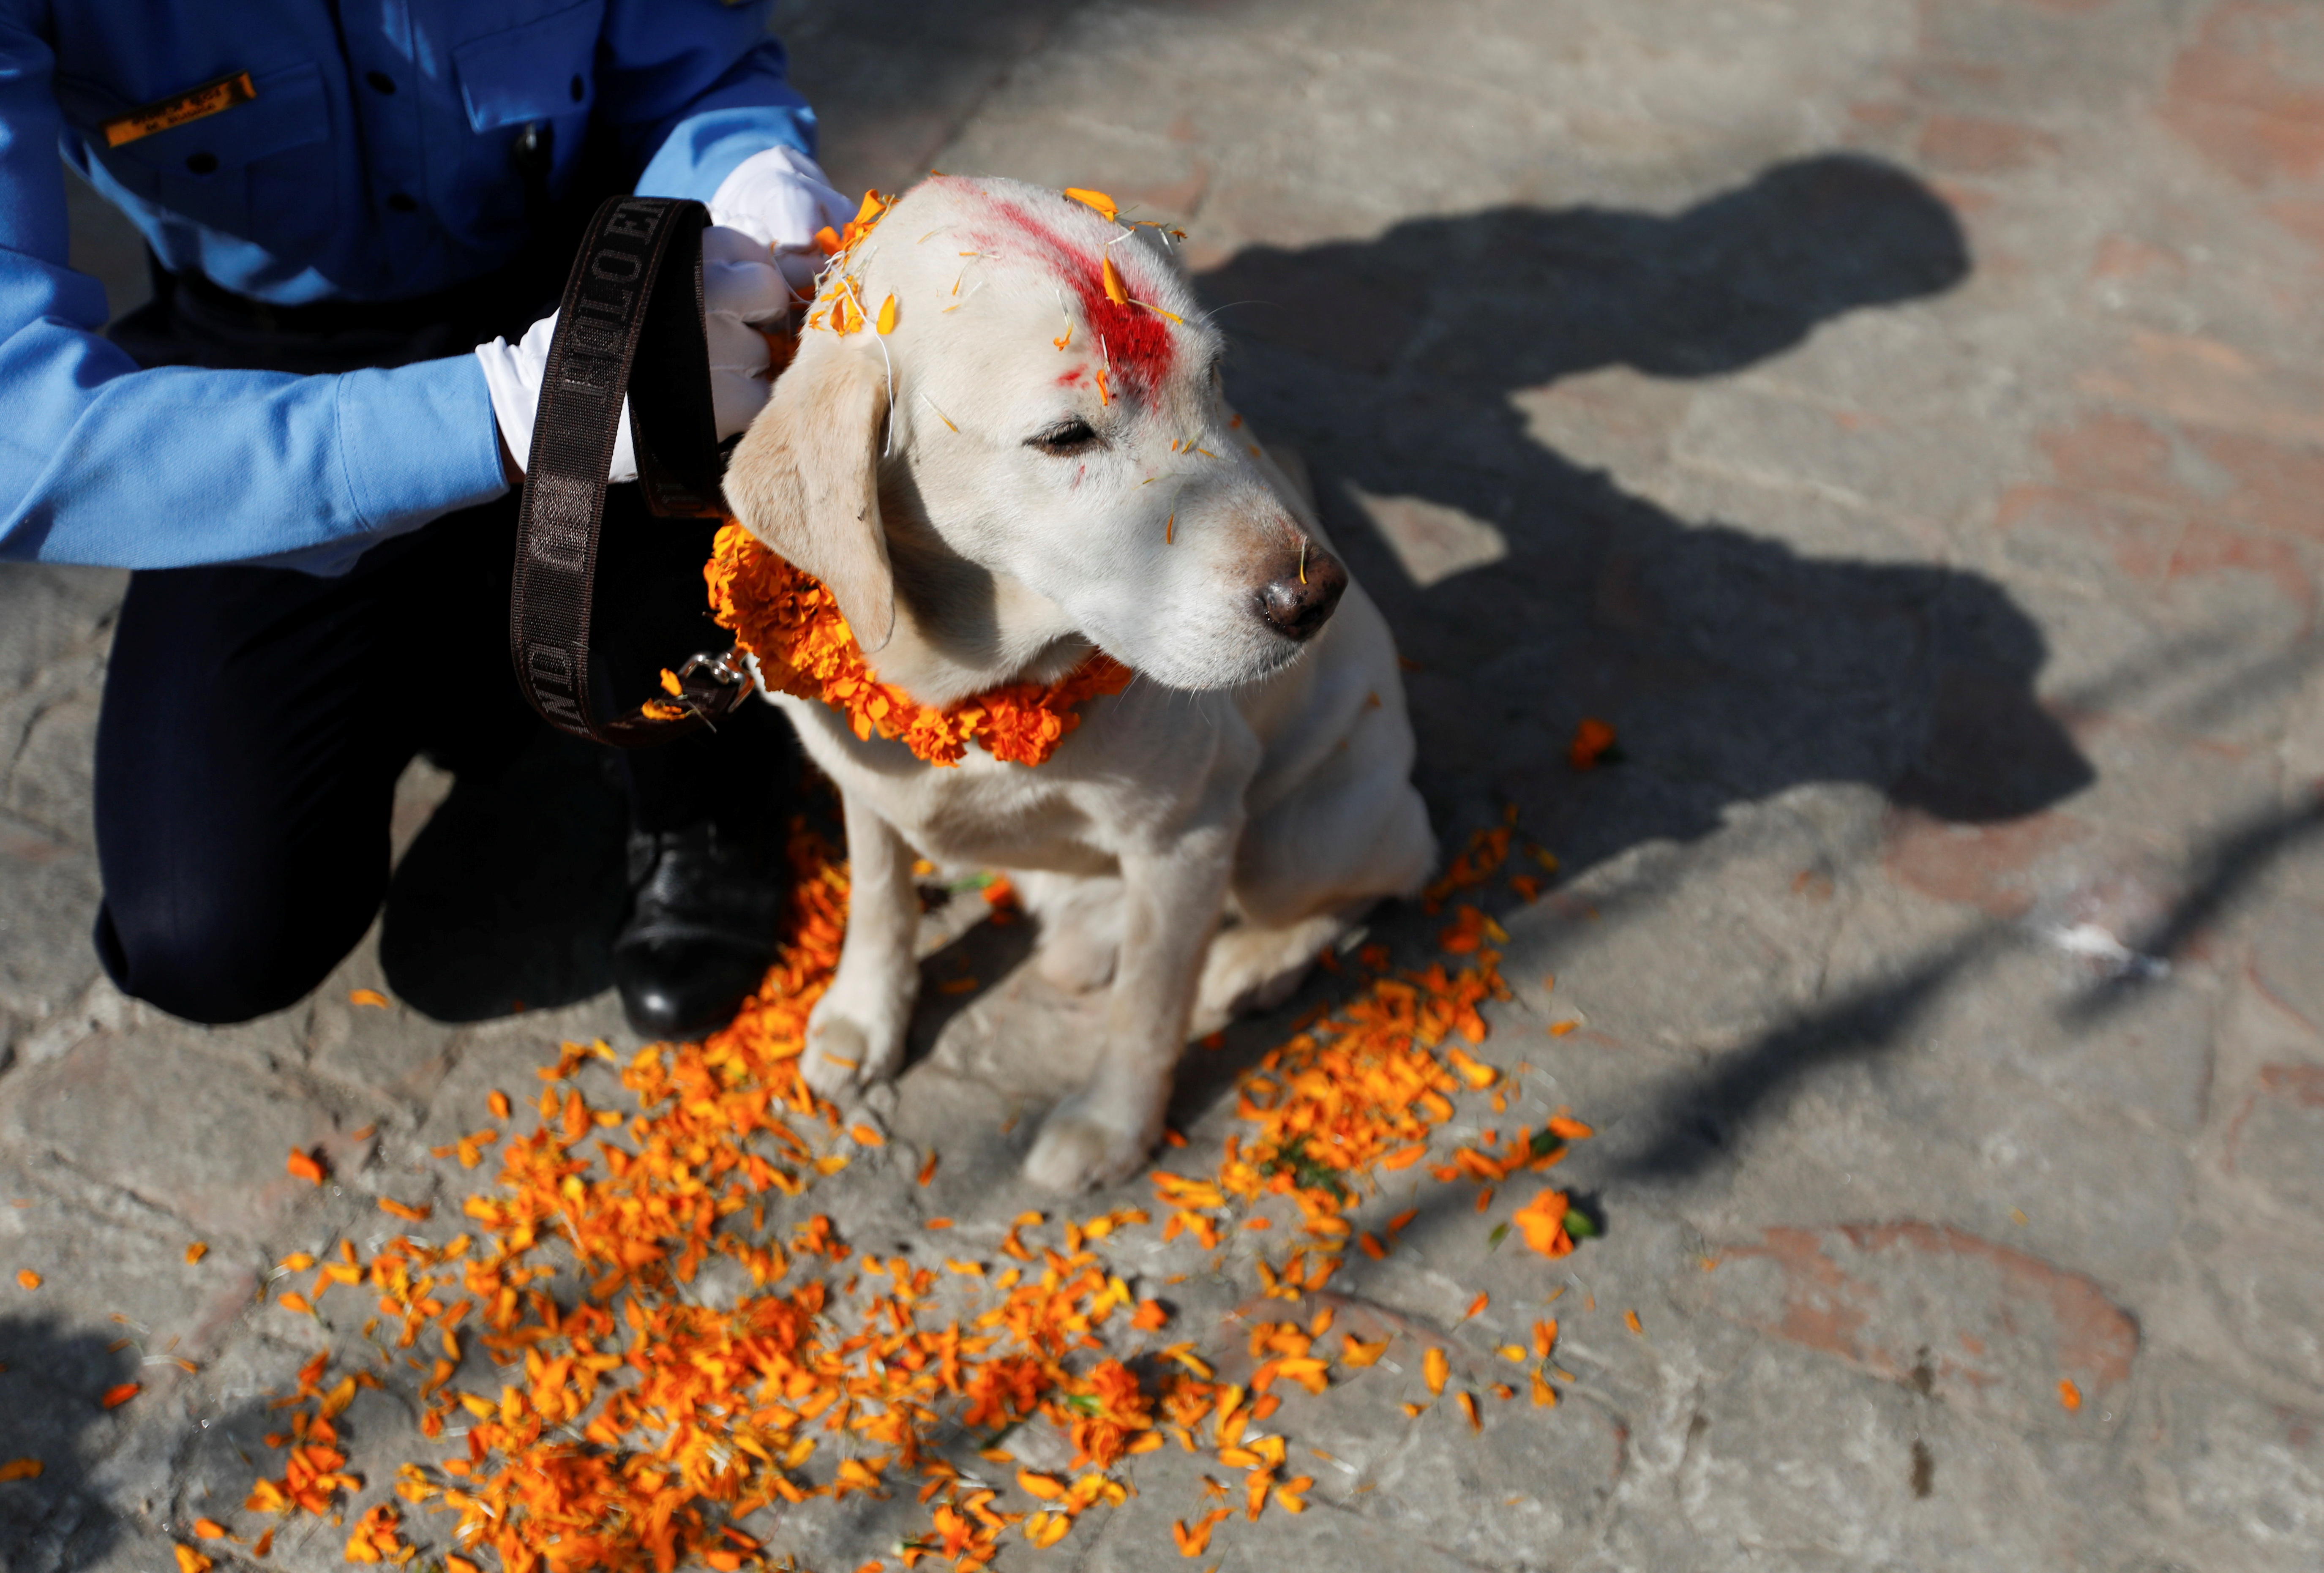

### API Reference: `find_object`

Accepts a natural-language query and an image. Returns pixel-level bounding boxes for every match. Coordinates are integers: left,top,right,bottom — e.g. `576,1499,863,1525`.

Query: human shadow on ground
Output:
1174,154,2095,1180
0,1314,139,1567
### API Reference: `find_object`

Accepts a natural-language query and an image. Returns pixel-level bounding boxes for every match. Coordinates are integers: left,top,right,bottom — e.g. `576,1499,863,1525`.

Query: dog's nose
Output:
1256,540,1347,642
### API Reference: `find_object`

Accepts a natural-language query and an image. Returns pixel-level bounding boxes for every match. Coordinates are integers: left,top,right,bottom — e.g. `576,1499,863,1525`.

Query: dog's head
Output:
722,177,1345,692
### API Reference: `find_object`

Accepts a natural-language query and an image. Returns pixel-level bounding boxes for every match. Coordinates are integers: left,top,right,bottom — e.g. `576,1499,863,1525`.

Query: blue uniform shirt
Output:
0,0,815,572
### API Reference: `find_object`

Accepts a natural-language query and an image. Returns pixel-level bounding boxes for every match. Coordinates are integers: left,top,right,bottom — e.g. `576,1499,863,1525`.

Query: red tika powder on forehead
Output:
959,187,1179,403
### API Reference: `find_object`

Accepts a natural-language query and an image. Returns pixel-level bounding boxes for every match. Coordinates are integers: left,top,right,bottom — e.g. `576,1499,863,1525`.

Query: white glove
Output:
709,145,854,295
476,225,790,481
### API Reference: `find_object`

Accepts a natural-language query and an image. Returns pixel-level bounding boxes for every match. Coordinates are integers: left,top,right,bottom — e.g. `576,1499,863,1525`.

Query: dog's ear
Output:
722,335,897,653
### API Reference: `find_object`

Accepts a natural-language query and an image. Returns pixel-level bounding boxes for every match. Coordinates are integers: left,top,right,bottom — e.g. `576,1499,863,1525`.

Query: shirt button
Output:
185,151,218,174
387,192,419,213
366,70,396,95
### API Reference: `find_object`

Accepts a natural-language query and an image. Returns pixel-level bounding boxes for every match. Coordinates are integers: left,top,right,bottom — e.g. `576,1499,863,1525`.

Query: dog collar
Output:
703,522,1131,768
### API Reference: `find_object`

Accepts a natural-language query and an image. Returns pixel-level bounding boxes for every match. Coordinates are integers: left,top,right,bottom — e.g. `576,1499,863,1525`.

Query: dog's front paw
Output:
801,1005,906,1101
1022,1092,1159,1192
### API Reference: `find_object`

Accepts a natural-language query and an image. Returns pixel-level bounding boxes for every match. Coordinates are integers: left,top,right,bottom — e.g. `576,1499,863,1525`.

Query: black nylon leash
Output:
510,194,753,747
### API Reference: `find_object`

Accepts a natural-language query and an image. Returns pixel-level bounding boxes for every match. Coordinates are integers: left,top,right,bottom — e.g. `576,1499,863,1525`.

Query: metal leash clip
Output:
668,646,757,731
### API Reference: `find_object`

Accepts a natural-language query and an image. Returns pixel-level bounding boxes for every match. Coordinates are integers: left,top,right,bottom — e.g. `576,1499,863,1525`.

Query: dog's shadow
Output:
1197,153,2089,869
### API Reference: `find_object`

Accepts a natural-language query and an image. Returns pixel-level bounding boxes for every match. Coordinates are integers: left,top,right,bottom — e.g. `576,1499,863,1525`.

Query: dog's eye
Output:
1028,417,1102,456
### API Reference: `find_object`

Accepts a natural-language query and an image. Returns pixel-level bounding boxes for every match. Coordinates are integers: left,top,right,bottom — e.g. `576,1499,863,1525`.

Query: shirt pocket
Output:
448,1,604,248
61,61,336,260
453,0,605,132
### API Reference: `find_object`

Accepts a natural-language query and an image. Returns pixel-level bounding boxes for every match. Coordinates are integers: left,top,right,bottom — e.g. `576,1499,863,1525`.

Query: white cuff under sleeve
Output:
709,146,855,294
474,311,637,483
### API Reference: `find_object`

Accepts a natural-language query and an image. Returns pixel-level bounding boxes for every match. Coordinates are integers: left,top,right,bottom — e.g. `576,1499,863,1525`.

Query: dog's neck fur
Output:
862,481,1098,709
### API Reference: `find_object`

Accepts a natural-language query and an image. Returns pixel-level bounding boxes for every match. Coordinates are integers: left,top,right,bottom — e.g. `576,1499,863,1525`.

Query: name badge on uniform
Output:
101,71,258,148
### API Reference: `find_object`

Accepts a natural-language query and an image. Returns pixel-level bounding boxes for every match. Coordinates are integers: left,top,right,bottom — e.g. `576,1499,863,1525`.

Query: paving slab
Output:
5,0,2324,1569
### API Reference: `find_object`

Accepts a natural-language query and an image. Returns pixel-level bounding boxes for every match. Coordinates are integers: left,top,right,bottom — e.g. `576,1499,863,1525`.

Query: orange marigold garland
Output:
711,181,1132,768
705,522,1131,767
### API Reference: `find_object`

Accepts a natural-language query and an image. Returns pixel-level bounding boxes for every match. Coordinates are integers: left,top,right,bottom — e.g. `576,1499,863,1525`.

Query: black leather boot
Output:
612,822,786,1039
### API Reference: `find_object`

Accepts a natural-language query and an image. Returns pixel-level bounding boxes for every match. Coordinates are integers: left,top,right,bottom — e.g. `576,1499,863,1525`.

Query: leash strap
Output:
510,194,753,746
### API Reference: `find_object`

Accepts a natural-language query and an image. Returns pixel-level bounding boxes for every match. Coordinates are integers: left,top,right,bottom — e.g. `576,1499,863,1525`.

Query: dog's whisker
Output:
1189,299,1272,328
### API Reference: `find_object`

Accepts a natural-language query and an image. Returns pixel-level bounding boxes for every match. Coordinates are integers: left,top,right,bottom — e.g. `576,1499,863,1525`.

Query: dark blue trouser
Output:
90,266,787,1025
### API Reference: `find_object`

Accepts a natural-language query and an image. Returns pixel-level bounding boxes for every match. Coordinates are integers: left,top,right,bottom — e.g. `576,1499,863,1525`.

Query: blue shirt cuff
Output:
332,354,508,553
636,101,818,206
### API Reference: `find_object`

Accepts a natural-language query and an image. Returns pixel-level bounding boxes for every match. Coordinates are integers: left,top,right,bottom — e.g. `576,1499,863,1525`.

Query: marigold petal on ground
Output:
1511,1189,1574,1258
1173,1507,1228,1557
1568,717,1617,769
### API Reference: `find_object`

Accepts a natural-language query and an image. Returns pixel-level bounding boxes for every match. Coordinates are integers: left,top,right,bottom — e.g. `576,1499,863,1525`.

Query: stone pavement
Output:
6,0,2324,1568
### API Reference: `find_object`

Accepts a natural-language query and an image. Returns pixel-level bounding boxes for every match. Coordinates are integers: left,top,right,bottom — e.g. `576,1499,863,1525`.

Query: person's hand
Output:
709,146,855,296
476,225,789,481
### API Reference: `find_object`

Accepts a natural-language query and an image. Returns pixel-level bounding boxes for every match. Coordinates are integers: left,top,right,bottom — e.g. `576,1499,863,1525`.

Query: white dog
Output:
722,177,1435,1191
